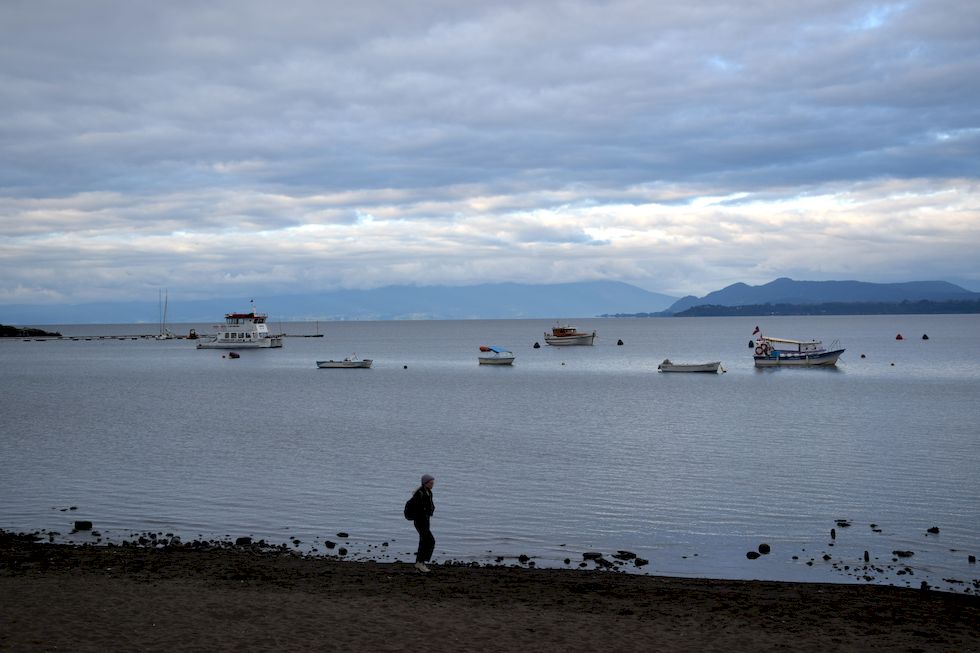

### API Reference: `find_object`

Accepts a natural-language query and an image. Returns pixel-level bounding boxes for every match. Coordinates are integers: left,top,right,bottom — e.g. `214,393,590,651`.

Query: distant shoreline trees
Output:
0,324,62,337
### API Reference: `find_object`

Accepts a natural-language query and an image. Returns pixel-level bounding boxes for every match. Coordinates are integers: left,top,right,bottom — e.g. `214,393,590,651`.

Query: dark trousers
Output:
414,519,435,563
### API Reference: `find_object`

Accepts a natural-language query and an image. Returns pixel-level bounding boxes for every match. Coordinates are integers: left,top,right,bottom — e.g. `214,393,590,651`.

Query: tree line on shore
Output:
0,324,62,337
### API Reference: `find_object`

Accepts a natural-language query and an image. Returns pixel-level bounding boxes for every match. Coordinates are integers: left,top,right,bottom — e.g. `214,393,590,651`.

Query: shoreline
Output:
2,531,978,651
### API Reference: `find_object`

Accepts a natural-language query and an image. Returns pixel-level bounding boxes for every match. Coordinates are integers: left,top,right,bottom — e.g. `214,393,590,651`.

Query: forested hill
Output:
669,299,980,317
665,278,978,314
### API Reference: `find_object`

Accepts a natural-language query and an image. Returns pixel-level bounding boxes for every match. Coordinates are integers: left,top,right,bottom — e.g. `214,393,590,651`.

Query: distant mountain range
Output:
672,299,980,317
3,278,978,326
662,278,979,314
0,281,677,325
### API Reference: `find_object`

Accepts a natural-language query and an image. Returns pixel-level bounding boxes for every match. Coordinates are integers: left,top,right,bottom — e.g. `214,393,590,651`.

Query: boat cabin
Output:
760,336,824,354
225,311,267,324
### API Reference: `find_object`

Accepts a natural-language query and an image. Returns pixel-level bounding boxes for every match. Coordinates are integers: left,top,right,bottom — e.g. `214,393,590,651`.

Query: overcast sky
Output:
1,0,978,305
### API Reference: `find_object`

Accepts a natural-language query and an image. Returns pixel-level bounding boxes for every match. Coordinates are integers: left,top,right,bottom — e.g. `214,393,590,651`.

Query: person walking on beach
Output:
411,474,436,573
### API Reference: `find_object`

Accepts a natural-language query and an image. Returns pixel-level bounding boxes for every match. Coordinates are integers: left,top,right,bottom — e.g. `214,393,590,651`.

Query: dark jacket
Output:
412,487,435,524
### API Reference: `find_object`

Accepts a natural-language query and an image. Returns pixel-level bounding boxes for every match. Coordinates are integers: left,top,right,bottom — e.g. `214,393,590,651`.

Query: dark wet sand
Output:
1,532,977,652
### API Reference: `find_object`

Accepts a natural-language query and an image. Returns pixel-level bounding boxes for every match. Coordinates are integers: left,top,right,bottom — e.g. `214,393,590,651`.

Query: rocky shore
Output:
2,530,978,651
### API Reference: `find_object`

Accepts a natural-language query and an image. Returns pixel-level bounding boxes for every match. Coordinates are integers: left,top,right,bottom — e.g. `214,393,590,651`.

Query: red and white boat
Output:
543,324,596,346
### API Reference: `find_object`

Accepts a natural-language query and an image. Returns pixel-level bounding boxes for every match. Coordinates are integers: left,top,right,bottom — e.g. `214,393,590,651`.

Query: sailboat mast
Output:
158,289,170,337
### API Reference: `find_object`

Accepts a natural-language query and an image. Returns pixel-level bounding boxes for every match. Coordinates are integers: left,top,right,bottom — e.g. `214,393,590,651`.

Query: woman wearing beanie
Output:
412,474,436,573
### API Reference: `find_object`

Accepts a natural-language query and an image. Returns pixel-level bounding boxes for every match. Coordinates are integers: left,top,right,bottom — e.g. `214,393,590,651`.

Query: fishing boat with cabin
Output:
543,324,596,346
751,327,843,367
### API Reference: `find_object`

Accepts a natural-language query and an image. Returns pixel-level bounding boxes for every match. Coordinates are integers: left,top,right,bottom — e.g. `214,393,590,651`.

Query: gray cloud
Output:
1,0,978,303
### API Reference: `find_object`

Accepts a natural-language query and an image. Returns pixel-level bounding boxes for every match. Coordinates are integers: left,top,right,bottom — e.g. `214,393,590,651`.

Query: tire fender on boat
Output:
755,346,764,355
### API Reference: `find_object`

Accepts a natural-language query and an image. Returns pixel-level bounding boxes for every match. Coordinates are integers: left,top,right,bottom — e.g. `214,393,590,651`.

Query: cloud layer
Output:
2,0,978,303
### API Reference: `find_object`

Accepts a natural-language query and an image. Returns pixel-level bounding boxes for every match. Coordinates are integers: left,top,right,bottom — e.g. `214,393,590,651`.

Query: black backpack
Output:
403,495,417,520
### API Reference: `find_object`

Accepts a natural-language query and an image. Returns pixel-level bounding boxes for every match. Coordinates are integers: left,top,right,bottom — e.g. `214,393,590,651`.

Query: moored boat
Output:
752,327,843,367
478,345,515,365
196,301,283,349
156,289,175,340
543,324,596,346
317,354,372,369
658,359,725,373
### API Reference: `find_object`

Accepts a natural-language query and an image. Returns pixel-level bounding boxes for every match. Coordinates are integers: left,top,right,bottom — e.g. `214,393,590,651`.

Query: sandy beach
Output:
1,530,977,652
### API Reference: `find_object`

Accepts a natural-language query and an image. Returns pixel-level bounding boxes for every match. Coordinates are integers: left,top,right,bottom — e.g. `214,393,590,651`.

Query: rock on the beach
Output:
893,550,914,558
758,543,770,555
927,526,940,534
746,551,761,560
235,537,252,546
583,552,604,561
73,521,92,531
613,550,637,561
634,558,649,567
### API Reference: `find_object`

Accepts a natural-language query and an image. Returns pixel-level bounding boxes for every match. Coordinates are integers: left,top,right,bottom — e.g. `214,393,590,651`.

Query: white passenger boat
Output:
752,329,844,367
543,324,596,346
658,359,725,373
478,345,515,365
196,301,283,349
317,354,372,369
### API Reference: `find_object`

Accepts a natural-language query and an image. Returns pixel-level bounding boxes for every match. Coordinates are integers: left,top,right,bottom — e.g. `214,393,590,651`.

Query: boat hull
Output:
478,356,515,365
754,349,844,367
659,361,724,373
197,337,282,349
543,333,596,346
316,360,373,368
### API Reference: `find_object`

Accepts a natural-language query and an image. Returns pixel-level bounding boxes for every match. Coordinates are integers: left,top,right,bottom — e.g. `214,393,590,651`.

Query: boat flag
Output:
752,326,760,335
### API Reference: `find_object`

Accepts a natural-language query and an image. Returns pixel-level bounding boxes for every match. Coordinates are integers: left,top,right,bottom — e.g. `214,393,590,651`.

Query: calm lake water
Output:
2,315,978,592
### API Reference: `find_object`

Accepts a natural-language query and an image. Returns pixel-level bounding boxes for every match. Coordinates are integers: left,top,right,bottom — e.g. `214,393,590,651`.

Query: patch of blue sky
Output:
706,56,741,73
851,3,908,31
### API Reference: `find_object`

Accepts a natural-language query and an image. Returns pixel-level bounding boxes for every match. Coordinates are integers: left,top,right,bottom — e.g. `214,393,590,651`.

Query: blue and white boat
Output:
753,331,844,367
478,345,515,365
